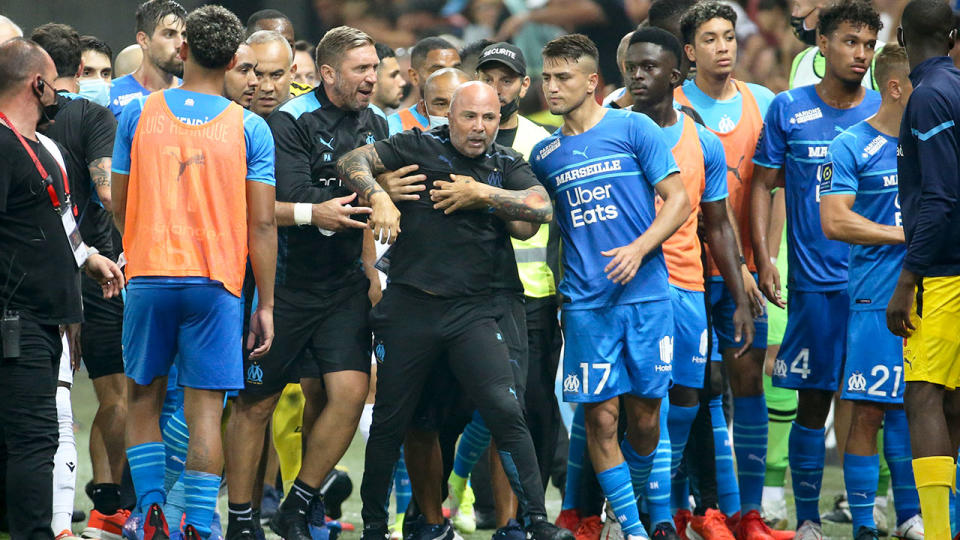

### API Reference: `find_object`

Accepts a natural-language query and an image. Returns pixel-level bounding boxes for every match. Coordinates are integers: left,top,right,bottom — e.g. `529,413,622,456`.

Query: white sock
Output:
763,485,785,501
52,385,77,533
359,403,373,442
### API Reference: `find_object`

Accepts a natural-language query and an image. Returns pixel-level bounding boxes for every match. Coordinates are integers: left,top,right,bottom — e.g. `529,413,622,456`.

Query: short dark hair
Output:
460,38,494,62
409,36,456,70
294,39,314,53
648,0,696,32
900,0,955,47
629,27,684,68
459,38,494,74
136,0,187,37
184,5,244,69
680,1,737,45
542,33,599,67
80,35,113,62
817,0,882,38
30,23,80,78
0,38,48,95
375,42,396,61
246,9,290,34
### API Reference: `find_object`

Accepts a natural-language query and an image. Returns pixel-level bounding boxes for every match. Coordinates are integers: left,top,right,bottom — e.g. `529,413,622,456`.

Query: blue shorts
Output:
708,275,768,355
561,299,673,402
841,309,905,404
772,289,848,391
670,286,708,389
123,280,243,390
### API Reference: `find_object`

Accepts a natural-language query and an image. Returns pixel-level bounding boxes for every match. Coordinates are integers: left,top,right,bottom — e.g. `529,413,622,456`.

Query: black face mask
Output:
790,13,818,45
34,79,60,130
500,97,519,120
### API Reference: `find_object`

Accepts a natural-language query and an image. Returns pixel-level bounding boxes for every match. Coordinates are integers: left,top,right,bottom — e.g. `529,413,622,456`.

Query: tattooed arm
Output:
89,157,112,211
337,144,403,243
429,174,553,224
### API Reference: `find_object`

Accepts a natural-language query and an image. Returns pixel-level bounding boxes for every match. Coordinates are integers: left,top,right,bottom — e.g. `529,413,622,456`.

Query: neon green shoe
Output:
448,474,476,534
389,513,405,540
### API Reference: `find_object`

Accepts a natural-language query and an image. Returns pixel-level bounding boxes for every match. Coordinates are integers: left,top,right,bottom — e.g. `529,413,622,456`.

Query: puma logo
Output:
572,146,589,159
727,155,745,184
165,150,205,182
317,135,334,150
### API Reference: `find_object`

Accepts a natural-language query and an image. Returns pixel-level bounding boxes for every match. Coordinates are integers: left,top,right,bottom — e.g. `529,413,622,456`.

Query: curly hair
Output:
680,1,737,45
817,0,882,38
184,5,244,69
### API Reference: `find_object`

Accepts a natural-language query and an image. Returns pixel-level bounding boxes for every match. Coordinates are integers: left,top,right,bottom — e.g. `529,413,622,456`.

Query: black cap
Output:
477,42,526,76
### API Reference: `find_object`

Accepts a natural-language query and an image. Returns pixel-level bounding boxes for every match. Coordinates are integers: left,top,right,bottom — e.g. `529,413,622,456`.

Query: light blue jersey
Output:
821,120,904,310
753,85,880,291
530,108,679,309
679,80,775,133
109,73,182,118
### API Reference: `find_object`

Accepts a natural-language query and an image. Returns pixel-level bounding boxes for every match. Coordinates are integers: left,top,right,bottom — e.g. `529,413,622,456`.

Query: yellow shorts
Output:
904,276,960,390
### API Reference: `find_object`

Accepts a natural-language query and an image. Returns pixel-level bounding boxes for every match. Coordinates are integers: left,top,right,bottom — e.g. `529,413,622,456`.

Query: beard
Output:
153,51,183,78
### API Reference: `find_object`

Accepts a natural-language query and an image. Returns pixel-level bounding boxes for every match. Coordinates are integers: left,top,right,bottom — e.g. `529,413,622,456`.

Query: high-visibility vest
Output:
510,115,556,298
124,92,249,296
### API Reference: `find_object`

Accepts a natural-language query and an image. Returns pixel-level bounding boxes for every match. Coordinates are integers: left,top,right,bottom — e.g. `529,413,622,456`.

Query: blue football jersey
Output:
753,85,880,291
530,108,680,309
820,120,904,310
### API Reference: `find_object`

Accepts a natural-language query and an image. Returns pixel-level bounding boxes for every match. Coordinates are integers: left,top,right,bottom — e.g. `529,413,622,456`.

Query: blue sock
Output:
883,409,920,525
597,463,646,538
732,395,768,513
394,450,411,517
562,405,586,511
621,439,655,505
163,407,189,492
453,412,491,479
127,442,167,513
667,404,697,513
844,453,879,532
184,470,220,538
646,402,673,526
709,396,740,516
166,479,186,528
788,423,825,524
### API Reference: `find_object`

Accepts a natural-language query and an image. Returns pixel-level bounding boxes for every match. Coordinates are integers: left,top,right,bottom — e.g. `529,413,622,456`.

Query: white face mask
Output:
78,78,111,107
428,114,448,128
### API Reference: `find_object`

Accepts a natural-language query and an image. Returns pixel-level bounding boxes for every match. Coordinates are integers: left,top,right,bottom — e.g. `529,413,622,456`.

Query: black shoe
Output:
143,503,170,540
320,470,352,520
361,524,390,540
73,509,87,523
407,519,454,540
269,503,312,540
493,519,525,540
526,520,575,540
226,521,259,540
651,522,681,540
854,525,880,540
184,525,201,540
820,494,852,524
308,496,326,527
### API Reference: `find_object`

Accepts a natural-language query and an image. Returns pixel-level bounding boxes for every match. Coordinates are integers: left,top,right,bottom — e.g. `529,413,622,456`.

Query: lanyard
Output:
0,111,76,216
